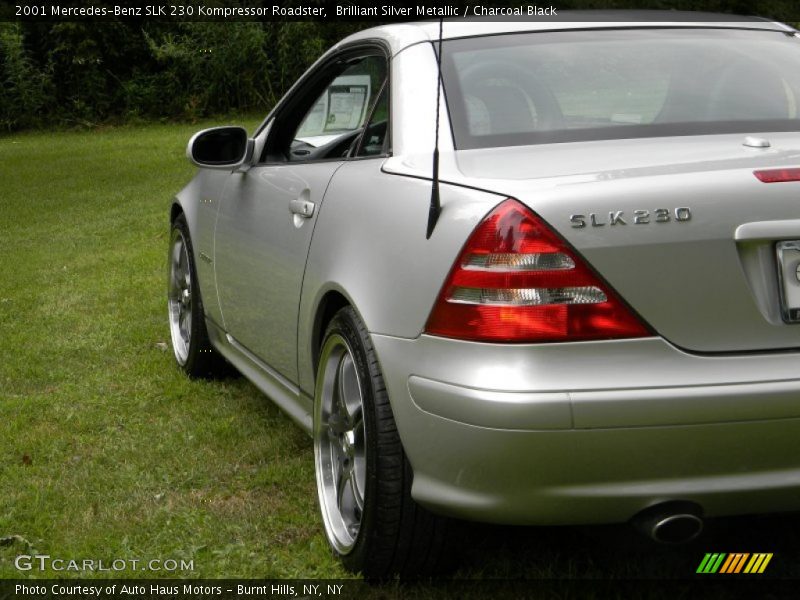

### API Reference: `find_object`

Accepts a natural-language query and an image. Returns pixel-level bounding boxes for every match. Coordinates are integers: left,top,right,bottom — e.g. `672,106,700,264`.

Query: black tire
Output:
167,214,227,378
313,306,448,579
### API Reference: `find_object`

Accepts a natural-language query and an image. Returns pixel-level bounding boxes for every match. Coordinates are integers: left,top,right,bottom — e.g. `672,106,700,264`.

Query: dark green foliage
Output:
1,2,799,132
135,23,273,119
0,23,51,130
0,21,368,131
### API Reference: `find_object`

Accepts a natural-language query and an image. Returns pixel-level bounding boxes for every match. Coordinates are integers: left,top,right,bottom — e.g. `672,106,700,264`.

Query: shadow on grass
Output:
384,513,800,598
451,511,800,578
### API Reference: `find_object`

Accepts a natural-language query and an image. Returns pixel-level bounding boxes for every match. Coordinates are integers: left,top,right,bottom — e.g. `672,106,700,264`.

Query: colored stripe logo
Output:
696,553,773,574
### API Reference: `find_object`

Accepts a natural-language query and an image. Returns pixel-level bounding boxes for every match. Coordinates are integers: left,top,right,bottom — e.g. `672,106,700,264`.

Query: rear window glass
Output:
441,28,800,149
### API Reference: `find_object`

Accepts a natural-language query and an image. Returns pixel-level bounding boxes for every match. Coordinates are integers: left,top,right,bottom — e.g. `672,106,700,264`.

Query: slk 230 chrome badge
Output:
570,207,692,228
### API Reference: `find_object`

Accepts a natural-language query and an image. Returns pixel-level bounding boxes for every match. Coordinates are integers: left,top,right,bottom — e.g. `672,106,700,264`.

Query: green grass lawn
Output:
0,119,340,579
2,121,800,593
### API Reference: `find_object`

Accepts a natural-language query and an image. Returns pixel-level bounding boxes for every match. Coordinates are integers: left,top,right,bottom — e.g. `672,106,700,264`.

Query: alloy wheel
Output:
314,334,367,555
167,229,192,365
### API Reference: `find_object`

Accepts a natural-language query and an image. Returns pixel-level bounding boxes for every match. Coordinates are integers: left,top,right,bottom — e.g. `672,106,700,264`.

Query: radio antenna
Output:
425,18,444,239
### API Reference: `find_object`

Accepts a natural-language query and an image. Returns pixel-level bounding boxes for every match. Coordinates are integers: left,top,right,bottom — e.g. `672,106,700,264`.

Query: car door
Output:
213,50,388,383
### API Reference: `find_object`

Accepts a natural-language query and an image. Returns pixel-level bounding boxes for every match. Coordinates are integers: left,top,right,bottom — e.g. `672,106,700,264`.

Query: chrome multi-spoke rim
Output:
314,334,366,554
167,229,192,366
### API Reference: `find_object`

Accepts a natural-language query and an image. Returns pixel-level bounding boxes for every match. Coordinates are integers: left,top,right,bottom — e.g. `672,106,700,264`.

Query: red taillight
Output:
754,168,800,183
425,199,652,343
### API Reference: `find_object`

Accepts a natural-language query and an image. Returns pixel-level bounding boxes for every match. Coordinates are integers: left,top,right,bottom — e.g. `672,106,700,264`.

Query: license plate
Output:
776,240,800,323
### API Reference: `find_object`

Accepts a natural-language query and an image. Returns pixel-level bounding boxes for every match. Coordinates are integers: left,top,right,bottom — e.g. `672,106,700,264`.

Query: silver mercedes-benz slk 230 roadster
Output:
168,14,800,577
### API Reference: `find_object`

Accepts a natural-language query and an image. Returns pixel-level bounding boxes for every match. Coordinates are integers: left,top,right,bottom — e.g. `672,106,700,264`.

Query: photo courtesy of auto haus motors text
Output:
13,583,345,597
4,0,800,598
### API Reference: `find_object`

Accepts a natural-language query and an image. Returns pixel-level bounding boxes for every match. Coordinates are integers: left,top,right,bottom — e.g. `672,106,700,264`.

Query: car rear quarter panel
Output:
296,158,503,396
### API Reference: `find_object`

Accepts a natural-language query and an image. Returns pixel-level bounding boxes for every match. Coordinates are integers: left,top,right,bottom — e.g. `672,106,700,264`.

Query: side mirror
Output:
186,126,254,170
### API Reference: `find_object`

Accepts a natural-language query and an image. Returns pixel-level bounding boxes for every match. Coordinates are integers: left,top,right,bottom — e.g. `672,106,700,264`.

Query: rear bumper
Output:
371,334,800,525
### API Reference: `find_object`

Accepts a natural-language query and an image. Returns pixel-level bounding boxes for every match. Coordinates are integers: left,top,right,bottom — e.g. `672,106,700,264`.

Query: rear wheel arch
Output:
311,290,352,377
170,201,183,225
309,289,412,452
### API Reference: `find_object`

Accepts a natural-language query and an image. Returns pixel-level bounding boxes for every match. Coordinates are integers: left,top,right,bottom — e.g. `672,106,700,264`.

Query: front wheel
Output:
313,307,448,579
167,214,226,378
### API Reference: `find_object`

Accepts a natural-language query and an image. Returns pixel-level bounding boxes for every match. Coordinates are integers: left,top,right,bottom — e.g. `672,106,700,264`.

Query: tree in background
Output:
0,23,50,130
0,21,368,131
1,1,799,132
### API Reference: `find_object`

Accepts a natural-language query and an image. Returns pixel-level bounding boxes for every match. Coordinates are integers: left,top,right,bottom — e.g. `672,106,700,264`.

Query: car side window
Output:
353,82,389,158
265,54,387,164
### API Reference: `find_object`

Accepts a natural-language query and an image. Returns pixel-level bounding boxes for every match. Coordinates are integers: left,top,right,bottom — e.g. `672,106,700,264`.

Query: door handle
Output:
289,199,315,218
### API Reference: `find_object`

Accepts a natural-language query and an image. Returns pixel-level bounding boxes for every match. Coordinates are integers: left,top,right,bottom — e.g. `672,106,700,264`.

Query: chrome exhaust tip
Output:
631,501,704,544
